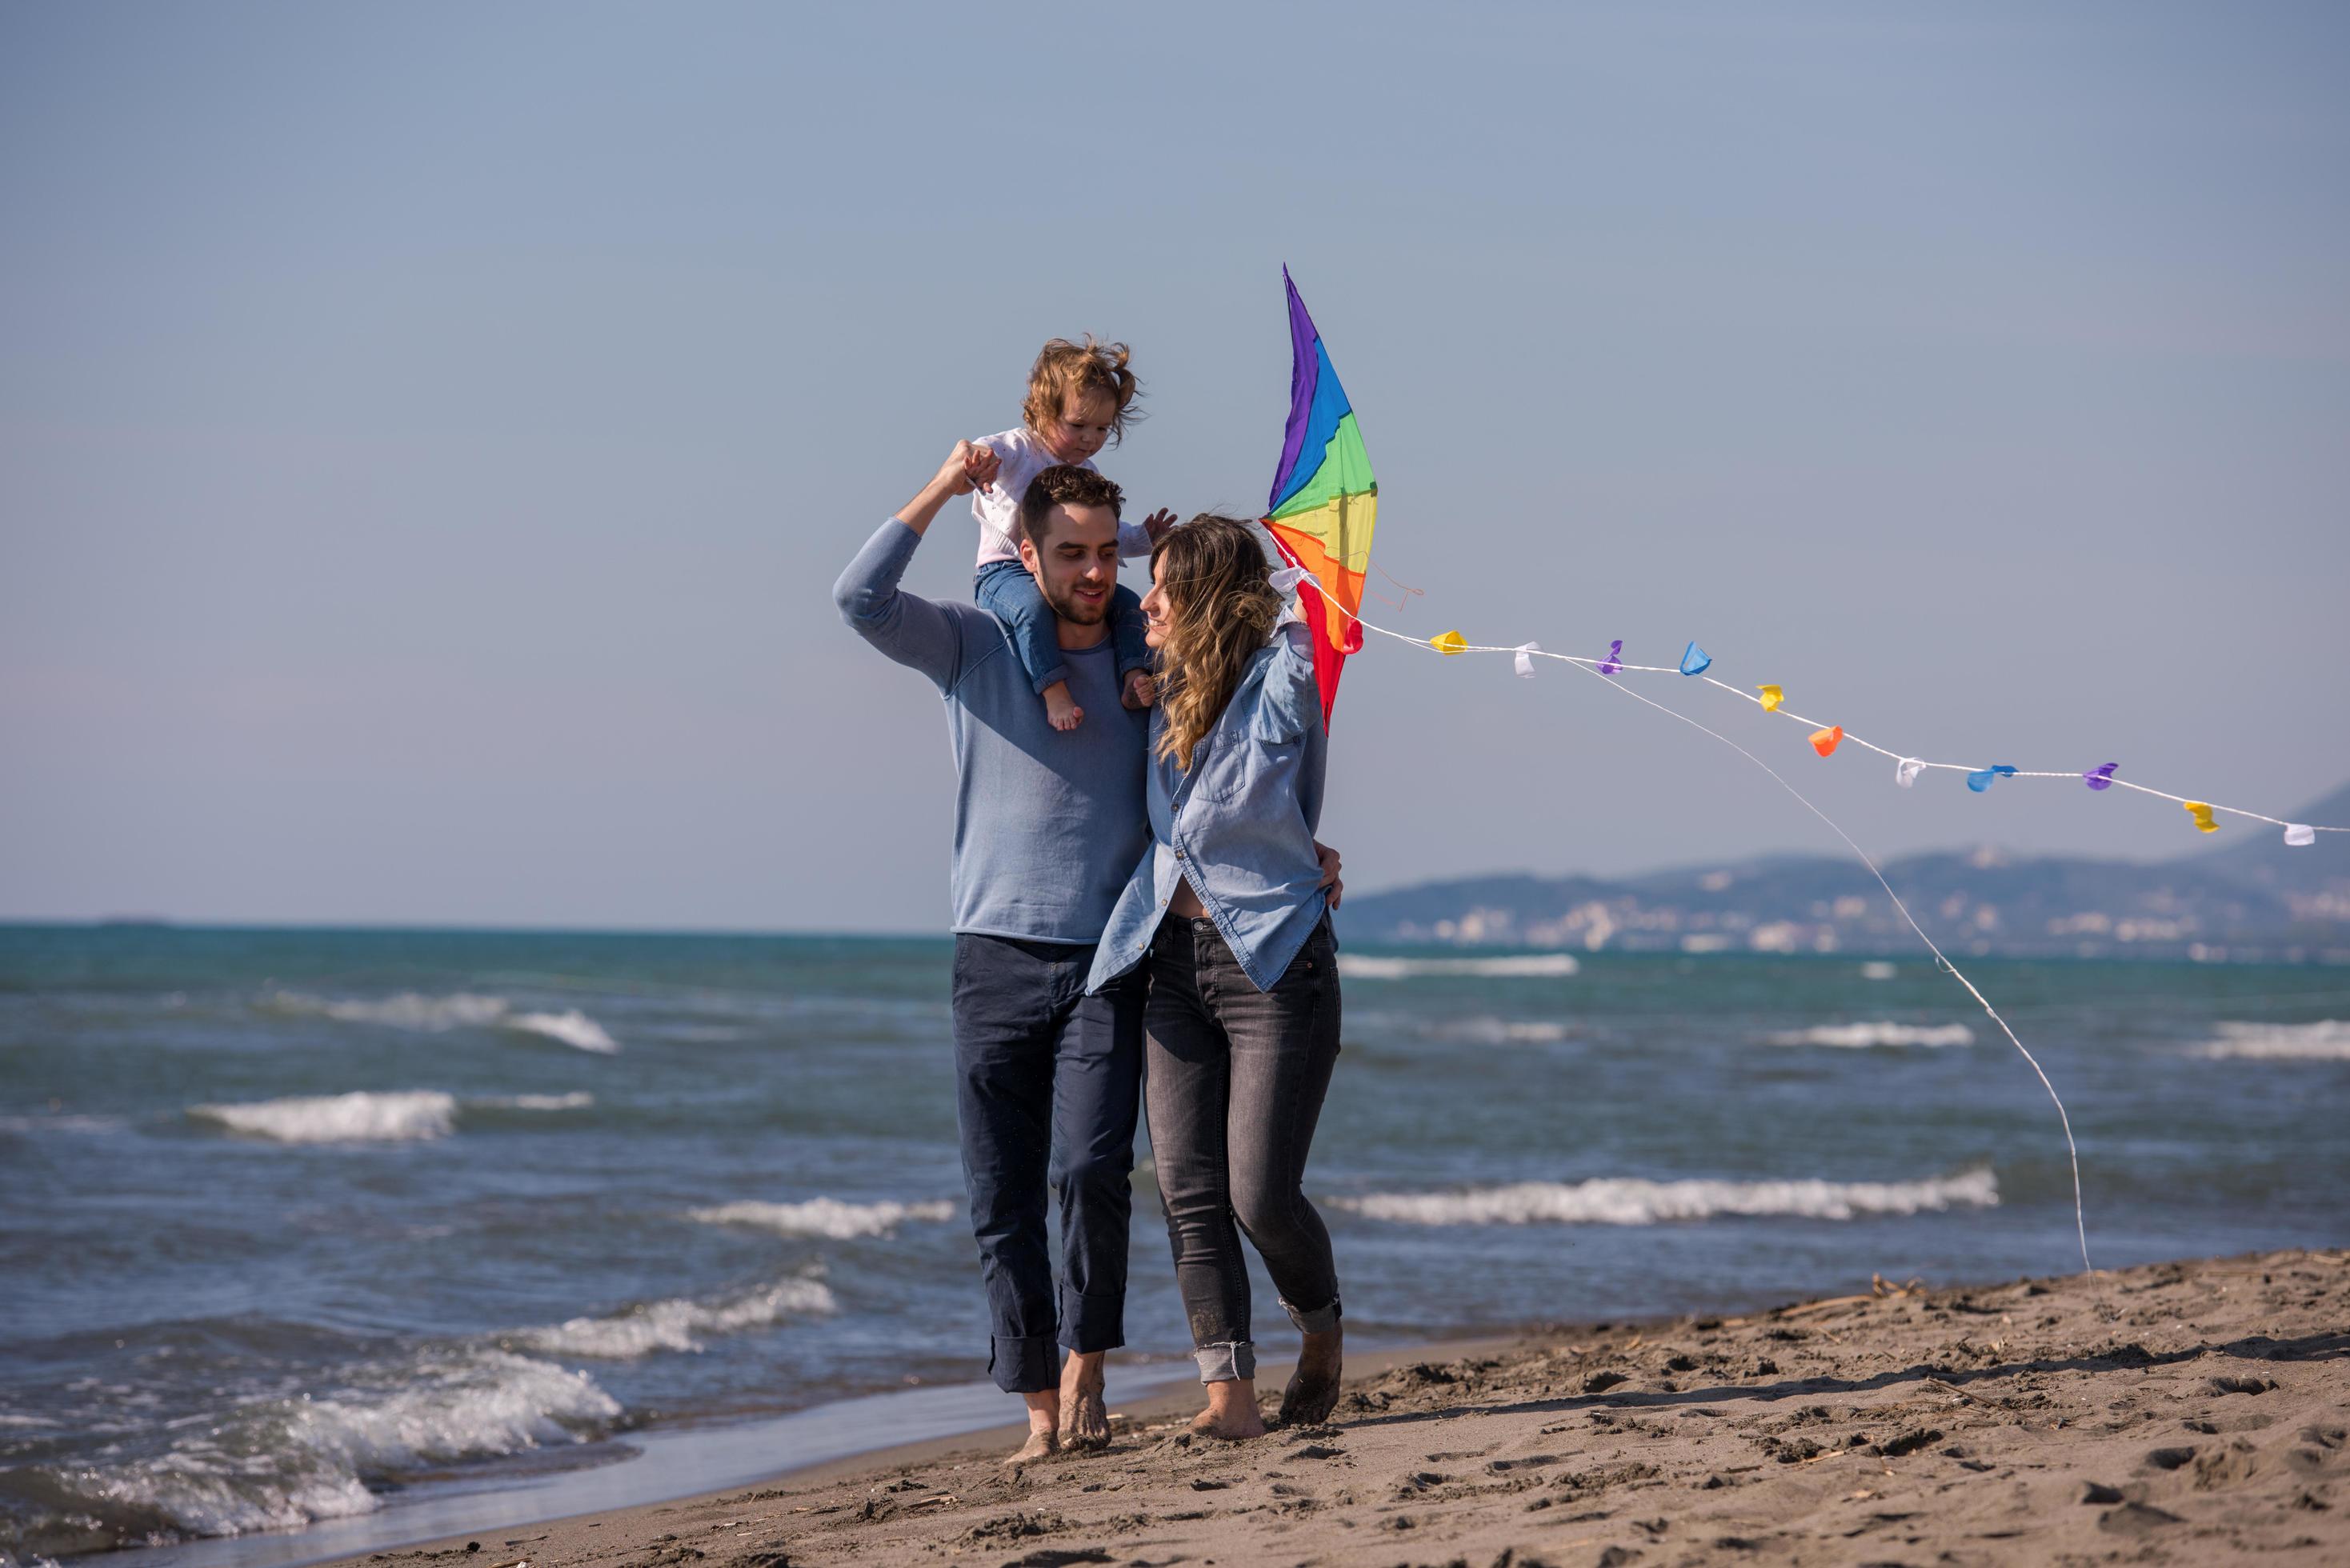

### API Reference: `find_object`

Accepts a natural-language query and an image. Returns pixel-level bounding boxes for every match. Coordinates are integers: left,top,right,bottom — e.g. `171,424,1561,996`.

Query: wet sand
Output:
336,1248,2347,1566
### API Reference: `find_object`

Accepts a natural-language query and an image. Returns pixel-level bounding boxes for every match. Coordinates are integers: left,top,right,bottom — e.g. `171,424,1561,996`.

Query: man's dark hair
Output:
1019,464,1124,546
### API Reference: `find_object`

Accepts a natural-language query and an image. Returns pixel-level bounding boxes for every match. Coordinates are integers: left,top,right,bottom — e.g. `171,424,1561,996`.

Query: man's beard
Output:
1039,573,1108,627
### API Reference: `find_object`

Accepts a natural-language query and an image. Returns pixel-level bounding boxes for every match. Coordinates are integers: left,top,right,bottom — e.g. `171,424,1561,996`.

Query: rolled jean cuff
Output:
988,1332,1061,1394
1030,662,1072,695
1280,1294,1343,1334
1192,1339,1256,1384
1058,1289,1125,1355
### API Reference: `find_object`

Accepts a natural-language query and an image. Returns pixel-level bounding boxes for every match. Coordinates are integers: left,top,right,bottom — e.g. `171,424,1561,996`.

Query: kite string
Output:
1316,591,2103,1292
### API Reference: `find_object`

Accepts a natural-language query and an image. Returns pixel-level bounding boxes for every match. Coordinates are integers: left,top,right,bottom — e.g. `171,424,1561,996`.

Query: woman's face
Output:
1140,556,1173,649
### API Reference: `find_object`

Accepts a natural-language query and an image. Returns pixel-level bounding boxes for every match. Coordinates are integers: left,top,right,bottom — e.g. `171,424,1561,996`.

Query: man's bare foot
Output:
1043,682,1083,731
1058,1350,1110,1451
1007,1388,1059,1466
1120,669,1155,710
1188,1378,1267,1441
1279,1326,1343,1427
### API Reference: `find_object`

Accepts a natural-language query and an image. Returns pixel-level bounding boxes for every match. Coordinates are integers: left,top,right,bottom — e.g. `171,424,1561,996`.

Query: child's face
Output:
1041,391,1117,466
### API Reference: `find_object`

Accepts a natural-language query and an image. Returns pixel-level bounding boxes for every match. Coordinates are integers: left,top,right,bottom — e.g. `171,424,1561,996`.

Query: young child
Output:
971,337,1170,730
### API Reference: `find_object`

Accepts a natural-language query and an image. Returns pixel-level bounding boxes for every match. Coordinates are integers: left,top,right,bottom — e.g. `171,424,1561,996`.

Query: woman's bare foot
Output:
1279,1326,1343,1427
1058,1350,1110,1451
1188,1378,1266,1441
1043,682,1083,730
1120,669,1155,710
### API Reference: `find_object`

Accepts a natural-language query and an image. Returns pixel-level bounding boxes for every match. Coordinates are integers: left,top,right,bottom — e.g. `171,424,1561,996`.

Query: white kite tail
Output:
1307,583,2103,1300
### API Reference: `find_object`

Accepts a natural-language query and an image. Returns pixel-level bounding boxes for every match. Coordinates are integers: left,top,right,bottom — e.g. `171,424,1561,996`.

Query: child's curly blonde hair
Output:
1022,337,1143,444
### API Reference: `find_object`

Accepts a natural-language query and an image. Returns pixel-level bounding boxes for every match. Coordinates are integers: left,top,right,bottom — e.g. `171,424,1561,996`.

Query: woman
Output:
1087,514,1345,1439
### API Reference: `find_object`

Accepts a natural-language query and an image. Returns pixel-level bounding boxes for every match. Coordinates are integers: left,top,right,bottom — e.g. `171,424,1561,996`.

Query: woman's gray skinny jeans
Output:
1143,914,1343,1383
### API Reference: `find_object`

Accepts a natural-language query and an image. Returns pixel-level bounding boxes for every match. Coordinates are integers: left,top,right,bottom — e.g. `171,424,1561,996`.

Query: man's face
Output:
1018,502,1122,626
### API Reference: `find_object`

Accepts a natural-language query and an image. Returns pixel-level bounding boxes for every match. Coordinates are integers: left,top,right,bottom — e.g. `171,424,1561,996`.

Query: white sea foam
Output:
1330,1169,1999,1226
1861,962,1899,981
689,1197,958,1239
2192,1021,2350,1061
288,1350,619,1470
1339,953,1581,980
265,990,620,1052
506,1010,619,1054
473,1091,595,1111
190,1091,458,1144
26,1349,619,1546
1437,1017,1571,1044
510,1276,837,1359
1768,1022,1976,1049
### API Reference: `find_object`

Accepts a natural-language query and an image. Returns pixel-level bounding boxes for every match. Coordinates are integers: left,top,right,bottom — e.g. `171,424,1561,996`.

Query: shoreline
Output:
302,1247,2347,1567
106,1335,1523,1568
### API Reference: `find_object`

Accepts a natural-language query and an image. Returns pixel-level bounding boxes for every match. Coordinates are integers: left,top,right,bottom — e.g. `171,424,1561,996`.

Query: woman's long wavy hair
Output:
1151,514,1286,772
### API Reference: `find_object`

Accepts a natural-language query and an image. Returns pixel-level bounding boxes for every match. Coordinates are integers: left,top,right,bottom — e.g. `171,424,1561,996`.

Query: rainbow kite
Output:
1265,270,1375,726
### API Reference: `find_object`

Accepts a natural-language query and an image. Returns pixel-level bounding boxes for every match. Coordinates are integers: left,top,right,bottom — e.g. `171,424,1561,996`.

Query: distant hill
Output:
1335,782,2350,962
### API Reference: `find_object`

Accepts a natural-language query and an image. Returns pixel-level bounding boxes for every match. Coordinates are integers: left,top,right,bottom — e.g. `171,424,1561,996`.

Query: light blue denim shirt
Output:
1087,622,1330,994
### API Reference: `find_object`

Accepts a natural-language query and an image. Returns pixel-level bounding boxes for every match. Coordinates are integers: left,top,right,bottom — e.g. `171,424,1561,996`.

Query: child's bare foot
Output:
1058,1350,1110,1451
1120,669,1155,710
1279,1326,1343,1427
1043,682,1083,731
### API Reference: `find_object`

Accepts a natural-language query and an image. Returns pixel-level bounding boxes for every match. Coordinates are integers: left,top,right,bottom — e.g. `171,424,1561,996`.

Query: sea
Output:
3,925,2346,1566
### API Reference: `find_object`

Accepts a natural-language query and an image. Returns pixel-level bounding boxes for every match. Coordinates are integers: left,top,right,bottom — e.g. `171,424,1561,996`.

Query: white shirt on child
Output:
971,426,1155,569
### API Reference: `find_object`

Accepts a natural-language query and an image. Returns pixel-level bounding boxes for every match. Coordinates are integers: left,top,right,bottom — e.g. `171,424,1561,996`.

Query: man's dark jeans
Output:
951,933,1147,1394
1143,914,1343,1383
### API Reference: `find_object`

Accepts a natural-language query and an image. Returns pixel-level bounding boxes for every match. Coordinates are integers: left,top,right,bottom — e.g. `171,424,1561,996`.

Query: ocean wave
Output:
9,1349,617,1554
188,1090,594,1143
471,1091,596,1111
1339,953,1581,980
1768,1022,1976,1049
1435,1017,1571,1044
504,1010,619,1054
2192,1020,2350,1061
190,1091,458,1143
508,1276,836,1359
263,990,620,1053
689,1197,958,1239
1328,1169,1999,1226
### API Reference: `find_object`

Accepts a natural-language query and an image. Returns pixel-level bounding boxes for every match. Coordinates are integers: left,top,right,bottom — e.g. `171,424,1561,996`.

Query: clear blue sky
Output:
3,2,2344,930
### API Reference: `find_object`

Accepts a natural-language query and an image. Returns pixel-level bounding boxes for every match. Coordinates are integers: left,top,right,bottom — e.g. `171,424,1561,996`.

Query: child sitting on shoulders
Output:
971,337,1171,730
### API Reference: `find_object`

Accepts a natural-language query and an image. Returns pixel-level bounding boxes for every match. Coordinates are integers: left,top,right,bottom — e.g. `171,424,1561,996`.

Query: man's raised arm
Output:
831,442,1003,690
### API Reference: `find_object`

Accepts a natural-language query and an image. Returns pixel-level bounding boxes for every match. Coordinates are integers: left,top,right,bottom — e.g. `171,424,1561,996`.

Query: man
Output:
833,442,1336,1462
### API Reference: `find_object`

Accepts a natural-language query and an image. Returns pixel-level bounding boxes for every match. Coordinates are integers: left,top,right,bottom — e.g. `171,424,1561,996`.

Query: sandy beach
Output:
327,1247,2347,1567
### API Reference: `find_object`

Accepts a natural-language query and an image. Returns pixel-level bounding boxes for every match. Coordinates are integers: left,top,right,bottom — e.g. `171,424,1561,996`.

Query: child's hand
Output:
932,440,1000,498
963,441,1002,495
1141,508,1177,543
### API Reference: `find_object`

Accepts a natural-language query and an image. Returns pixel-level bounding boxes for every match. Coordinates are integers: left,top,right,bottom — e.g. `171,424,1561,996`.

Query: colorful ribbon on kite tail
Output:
1361,621,2345,847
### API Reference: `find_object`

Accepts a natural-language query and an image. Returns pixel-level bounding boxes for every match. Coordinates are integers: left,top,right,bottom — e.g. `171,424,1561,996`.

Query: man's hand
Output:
896,441,1000,535
1314,840,1343,911
1141,508,1178,544
936,439,999,498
